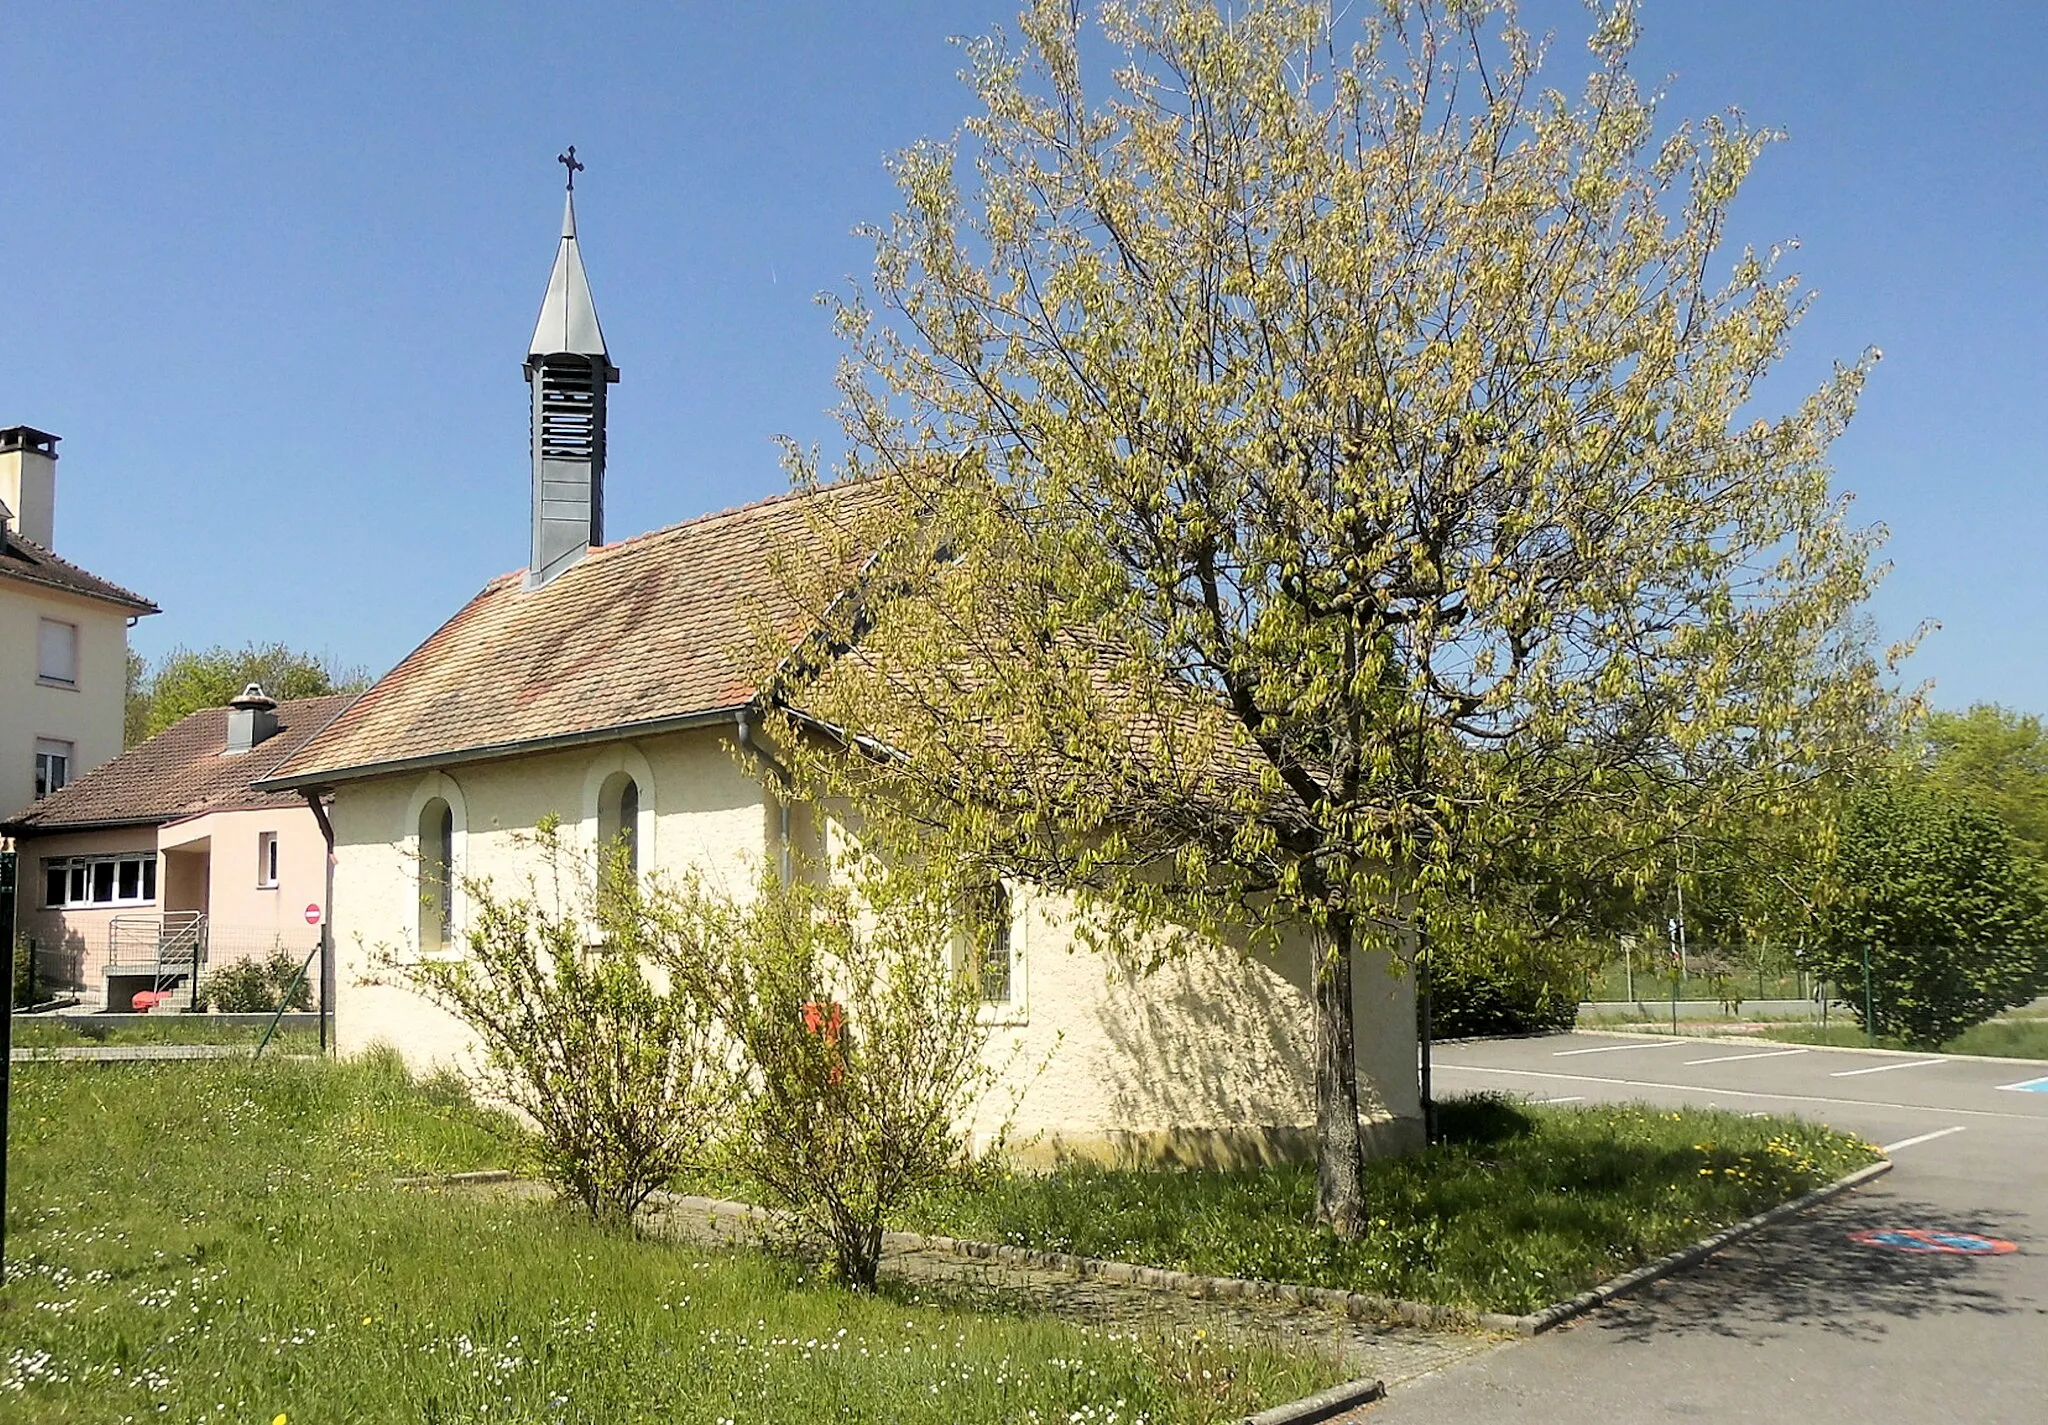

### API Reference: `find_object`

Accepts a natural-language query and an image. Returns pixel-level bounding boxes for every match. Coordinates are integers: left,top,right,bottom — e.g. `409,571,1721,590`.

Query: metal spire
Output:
529,148,610,361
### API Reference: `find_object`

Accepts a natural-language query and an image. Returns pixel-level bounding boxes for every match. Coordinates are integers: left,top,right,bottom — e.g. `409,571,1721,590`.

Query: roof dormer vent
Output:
226,683,281,755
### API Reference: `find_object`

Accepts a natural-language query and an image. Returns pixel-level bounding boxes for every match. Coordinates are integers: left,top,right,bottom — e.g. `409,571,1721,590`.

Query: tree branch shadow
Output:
1588,1190,2026,1345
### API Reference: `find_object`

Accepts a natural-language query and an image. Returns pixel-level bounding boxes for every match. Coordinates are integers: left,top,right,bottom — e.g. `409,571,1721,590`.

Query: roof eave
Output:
255,703,757,794
0,812,172,839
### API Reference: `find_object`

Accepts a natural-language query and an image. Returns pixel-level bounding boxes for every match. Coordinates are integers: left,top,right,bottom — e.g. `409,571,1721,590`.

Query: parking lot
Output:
1368,1032,2048,1424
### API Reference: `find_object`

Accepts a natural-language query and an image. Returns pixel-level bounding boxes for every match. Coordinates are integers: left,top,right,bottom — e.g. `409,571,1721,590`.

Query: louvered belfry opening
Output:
538,359,601,462
527,352,612,587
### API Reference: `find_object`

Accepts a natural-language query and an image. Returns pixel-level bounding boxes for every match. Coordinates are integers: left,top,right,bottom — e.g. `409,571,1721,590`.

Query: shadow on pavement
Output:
1590,1191,2028,1345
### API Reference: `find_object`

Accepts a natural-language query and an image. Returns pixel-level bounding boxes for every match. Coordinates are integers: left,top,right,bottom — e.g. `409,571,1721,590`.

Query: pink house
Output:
2,687,351,1010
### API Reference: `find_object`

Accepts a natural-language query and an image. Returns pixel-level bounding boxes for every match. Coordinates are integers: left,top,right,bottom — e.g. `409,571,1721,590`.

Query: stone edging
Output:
1497,1157,1893,1335
1241,1375,1384,1425
395,1169,520,1188
659,1157,1893,1337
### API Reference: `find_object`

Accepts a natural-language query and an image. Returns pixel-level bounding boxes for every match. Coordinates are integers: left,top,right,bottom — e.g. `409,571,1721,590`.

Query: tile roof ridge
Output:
0,527,159,611
588,478,881,559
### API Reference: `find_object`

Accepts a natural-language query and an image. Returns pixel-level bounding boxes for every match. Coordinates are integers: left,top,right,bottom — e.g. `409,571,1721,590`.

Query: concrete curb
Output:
1241,1375,1385,1425
1481,1157,1894,1336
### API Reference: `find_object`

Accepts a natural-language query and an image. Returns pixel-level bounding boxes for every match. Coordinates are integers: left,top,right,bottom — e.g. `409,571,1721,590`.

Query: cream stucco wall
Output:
328,732,768,1063
325,726,1422,1163
0,582,130,819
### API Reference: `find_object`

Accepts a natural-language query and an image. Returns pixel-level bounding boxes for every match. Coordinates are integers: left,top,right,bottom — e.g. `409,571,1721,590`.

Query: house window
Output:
33,739,73,799
596,771,640,876
37,619,78,686
962,879,1017,1007
257,831,280,888
419,797,455,952
42,853,157,909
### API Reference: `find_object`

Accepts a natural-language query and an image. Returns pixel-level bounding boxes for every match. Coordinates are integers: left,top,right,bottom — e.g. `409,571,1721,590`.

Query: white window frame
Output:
257,831,280,888
42,853,159,909
579,745,658,879
958,879,1028,1026
37,618,79,687
33,738,73,799
402,773,469,961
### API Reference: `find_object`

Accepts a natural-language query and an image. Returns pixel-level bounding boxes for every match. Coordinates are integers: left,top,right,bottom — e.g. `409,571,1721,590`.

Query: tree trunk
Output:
1313,908,1367,1237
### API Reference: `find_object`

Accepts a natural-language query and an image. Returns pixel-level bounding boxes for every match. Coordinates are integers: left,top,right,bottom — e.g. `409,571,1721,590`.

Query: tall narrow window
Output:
964,879,1014,1006
419,797,455,952
33,739,72,799
597,771,640,877
37,619,78,686
257,831,280,888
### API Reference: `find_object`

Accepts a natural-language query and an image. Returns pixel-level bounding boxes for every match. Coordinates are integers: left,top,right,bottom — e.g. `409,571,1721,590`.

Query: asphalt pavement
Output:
1367,1031,2048,1424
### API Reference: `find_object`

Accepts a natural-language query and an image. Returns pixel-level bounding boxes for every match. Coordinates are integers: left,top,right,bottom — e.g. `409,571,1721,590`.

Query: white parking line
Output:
1535,1095,1585,1104
1996,1075,2048,1094
1684,1048,1810,1066
1429,1062,2048,1123
1554,1040,1690,1057
1881,1125,1967,1153
1830,1058,1947,1078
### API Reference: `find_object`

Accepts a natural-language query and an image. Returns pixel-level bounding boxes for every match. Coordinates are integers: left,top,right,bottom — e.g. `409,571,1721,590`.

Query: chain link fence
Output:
11,912,322,1015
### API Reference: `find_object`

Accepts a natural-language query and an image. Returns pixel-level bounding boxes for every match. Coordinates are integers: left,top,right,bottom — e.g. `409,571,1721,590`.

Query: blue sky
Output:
4,2,2042,711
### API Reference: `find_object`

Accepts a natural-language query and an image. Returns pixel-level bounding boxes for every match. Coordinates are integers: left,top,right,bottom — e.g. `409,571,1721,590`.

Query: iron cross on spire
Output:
558,146,584,191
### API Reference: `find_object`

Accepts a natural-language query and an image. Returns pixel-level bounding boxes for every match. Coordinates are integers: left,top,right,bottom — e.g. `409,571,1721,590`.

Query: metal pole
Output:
1863,945,1875,1047
1417,936,1434,1145
2,847,17,1285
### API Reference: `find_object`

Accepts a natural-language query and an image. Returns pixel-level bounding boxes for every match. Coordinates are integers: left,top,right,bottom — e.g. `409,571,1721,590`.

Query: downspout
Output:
734,710,792,885
301,789,337,1056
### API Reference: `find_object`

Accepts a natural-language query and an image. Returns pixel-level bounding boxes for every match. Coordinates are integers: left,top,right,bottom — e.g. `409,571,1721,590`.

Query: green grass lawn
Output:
8,1016,322,1053
1747,1015,2048,1059
2,1055,1332,1423
905,1097,1878,1316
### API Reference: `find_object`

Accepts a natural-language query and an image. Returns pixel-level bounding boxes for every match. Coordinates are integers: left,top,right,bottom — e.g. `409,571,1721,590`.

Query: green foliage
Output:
8,1056,1324,1421
771,0,1899,1229
1813,778,2048,1047
201,947,314,1012
129,640,368,744
392,832,723,1225
652,865,1005,1291
905,1096,1878,1316
1423,934,1585,1038
1919,703,2048,870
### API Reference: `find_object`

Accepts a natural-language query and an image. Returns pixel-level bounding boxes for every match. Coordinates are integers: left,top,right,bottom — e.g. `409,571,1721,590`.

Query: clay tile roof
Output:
260,483,886,790
2,693,356,833
0,529,158,614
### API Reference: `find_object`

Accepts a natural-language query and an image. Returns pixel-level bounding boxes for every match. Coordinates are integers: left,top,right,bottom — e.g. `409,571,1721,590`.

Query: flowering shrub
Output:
651,865,1005,1290
391,824,723,1225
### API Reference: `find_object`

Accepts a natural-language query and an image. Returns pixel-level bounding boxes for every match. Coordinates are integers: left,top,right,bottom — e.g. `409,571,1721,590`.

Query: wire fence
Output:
11,913,323,1014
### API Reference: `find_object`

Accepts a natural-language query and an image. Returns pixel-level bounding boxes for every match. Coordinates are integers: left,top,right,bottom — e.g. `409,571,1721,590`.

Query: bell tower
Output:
525,147,620,588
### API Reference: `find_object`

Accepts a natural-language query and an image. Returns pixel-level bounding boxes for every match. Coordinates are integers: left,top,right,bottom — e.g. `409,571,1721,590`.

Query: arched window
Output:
419,797,454,952
964,878,1014,1006
596,771,639,877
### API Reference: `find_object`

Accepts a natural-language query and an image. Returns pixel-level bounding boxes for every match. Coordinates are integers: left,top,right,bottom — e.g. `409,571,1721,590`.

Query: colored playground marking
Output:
1848,1229,2017,1256
1995,1074,2048,1094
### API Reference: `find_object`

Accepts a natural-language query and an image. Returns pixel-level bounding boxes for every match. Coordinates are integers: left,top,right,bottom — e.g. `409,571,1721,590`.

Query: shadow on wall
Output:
13,915,89,998
1593,1191,2026,1344
1083,924,1399,1168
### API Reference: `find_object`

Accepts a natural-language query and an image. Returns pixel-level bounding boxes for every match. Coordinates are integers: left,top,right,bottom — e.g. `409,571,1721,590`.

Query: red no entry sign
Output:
304,903,323,927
